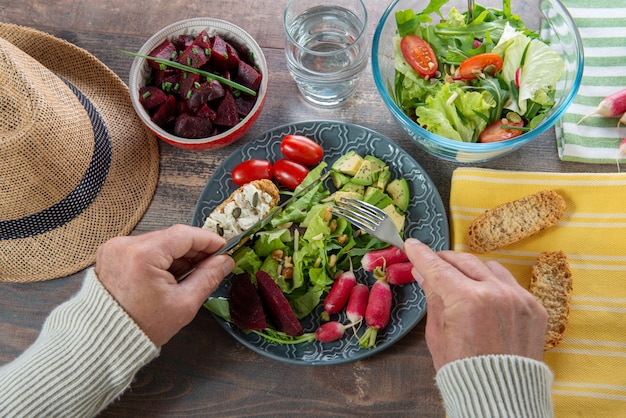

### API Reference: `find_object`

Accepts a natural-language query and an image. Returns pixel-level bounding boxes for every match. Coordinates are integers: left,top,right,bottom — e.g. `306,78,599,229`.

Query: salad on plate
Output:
392,0,565,143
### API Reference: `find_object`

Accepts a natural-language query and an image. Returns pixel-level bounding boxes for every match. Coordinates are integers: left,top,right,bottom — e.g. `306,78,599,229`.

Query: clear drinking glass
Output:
284,0,368,107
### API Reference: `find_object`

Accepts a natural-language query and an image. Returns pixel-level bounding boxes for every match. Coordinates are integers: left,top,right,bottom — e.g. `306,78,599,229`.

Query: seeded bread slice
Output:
467,190,566,253
202,179,280,241
529,251,573,350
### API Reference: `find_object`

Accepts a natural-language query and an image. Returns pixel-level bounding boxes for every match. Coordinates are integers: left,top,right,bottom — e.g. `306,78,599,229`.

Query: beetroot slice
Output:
235,93,256,116
193,30,211,50
229,273,267,331
210,35,239,70
178,44,209,69
178,73,200,101
255,270,303,336
213,90,239,127
148,39,176,70
196,103,217,120
237,61,262,91
176,34,194,50
150,94,177,129
185,79,225,110
139,86,167,110
173,113,213,138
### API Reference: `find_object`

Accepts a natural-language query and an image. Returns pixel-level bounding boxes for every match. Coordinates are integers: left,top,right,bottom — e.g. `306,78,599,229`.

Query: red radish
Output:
315,321,356,343
321,261,357,321
361,246,408,272
578,87,626,124
346,283,369,324
384,262,417,285
359,280,393,348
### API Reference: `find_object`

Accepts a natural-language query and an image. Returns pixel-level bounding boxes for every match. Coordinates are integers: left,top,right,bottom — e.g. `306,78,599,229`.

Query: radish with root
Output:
321,260,356,321
346,283,369,325
361,246,408,272
359,279,393,348
578,87,626,125
315,321,358,343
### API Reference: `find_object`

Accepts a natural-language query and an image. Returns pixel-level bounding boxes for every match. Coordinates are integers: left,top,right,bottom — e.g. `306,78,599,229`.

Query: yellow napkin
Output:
450,168,626,418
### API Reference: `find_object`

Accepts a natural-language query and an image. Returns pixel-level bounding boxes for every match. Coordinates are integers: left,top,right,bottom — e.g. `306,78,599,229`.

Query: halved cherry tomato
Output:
280,135,324,166
231,159,273,186
400,34,438,78
459,53,504,80
479,116,524,143
273,159,309,190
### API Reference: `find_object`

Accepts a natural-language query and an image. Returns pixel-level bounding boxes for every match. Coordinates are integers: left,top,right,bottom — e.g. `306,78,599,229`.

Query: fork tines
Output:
333,197,386,230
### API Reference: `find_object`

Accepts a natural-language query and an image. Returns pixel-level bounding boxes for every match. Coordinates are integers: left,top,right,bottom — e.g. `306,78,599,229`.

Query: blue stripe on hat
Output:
0,78,112,240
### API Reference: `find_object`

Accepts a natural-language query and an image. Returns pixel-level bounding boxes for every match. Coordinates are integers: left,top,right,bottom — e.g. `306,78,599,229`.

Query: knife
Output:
176,172,329,281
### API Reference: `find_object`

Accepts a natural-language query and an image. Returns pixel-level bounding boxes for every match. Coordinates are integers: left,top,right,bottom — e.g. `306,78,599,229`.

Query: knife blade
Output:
176,172,329,281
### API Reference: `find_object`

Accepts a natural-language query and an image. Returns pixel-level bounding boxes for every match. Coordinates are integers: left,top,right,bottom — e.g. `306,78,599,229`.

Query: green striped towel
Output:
555,0,626,164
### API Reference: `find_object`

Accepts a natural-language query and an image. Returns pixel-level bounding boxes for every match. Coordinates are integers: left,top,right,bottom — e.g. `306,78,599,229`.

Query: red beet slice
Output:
237,61,262,91
185,79,225,110
152,68,179,91
235,93,256,116
173,113,213,138
176,34,194,50
196,103,217,120
139,86,167,110
229,273,267,331
210,35,239,70
213,90,239,127
178,73,200,101
255,270,303,336
150,94,177,129
147,39,176,70
177,44,209,69
193,30,211,50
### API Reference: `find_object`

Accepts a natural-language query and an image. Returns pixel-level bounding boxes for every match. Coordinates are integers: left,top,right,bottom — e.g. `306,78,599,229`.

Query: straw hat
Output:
0,23,160,282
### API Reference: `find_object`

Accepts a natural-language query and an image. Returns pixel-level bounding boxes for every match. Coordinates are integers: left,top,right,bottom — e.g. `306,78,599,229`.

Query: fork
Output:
332,197,405,250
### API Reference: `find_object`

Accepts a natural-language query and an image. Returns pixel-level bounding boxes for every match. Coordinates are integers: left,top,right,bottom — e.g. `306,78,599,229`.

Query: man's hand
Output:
95,224,234,346
404,238,547,371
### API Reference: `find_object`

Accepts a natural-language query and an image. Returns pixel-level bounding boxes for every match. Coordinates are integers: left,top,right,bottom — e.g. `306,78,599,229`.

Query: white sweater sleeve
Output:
0,268,160,417
435,354,554,418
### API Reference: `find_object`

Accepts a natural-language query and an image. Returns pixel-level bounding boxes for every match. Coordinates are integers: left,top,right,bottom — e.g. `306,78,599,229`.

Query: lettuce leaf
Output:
415,83,494,142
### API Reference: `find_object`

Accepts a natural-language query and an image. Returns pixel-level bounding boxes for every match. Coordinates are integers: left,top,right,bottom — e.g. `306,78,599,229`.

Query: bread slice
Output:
529,251,573,350
202,179,280,241
467,190,566,253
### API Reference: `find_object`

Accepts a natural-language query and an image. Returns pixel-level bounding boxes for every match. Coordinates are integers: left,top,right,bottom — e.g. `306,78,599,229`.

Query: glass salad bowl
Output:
372,0,583,163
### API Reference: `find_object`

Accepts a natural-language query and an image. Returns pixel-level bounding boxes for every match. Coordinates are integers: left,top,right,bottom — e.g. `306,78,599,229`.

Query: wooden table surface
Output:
0,0,616,416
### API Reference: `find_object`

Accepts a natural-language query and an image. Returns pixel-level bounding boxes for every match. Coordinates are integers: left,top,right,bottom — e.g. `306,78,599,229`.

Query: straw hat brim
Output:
0,23,160,282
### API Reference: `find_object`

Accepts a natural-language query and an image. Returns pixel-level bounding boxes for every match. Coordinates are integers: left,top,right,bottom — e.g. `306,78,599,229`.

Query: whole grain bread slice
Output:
529,250,573,350
202,179,280,242
467,189,566,253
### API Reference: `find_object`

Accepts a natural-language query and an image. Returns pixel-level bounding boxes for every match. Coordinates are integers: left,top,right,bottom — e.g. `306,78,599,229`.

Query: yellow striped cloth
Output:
450,168,626,417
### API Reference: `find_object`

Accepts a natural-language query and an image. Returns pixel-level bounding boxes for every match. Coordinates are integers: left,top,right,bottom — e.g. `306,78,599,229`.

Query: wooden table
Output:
0,0,615,416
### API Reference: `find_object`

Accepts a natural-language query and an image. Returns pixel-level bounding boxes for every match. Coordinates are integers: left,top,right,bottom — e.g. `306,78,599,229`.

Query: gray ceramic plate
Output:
192,121,449,365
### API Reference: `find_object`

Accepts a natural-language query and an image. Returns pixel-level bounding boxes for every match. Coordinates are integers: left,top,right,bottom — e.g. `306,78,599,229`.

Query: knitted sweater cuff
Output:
0,268,160,417
435,354,554,418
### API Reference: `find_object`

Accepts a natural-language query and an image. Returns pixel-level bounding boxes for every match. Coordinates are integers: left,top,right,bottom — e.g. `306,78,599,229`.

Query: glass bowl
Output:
372,0,583,163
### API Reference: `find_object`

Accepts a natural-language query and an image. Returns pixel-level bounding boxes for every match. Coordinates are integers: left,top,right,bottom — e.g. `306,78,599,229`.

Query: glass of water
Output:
284,0,368,107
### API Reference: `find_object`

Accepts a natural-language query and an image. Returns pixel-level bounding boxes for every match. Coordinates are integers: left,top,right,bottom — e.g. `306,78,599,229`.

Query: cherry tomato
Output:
479,117,524,143
280,135,324,166
231,159,273,186
400,34,438,78
459,53,504,80
273,159,309,190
